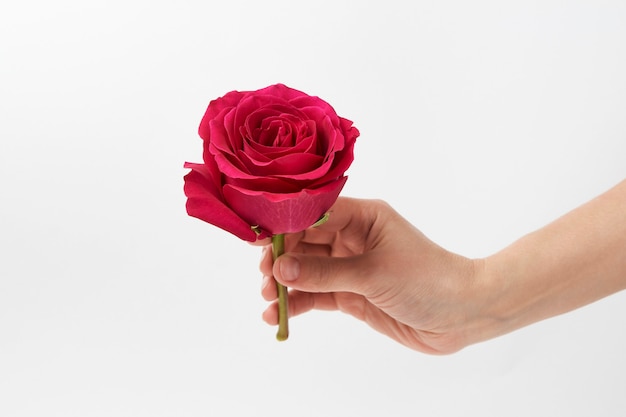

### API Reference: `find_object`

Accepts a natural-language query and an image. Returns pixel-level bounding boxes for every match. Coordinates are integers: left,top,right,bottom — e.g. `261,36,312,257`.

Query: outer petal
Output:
198,90,245,140
256,83,308,101
183,162,260,241
222,177,348,235
289,95,337,118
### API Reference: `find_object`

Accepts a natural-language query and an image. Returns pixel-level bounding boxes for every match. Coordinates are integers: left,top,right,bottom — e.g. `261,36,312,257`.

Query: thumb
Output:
273,253,371,295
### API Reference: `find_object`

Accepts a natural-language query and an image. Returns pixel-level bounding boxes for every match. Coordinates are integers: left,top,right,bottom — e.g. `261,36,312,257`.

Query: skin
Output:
258,179,626,354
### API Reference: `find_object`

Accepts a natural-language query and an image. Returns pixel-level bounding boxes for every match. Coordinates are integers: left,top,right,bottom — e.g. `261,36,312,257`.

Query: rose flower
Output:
184,83,359,241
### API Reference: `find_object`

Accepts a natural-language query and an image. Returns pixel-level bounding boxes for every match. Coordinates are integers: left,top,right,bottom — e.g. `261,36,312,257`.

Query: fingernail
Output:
279,255,300,282
261,275,270,291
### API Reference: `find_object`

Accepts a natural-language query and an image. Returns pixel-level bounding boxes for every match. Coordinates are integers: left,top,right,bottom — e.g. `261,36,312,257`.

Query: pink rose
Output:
184,84,359,241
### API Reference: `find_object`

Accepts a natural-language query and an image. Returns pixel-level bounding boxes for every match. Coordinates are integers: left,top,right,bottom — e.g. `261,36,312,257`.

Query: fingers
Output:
261,274,277,301
258,238,333,279
261,291,324,325
313,197,364,234
261,290,363,325
259,236,376,299
258,197,388,321
259,246,273,277
273,252,372,296
259,246,278,301
259,246,334,301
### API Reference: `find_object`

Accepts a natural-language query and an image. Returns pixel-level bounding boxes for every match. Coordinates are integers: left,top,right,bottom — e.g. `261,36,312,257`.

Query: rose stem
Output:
272,233,289,341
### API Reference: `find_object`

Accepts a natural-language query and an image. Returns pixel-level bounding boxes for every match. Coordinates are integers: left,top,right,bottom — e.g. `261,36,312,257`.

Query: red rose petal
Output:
257,83,308,101
212,151,257,179
198,90,245,135
183,163,261,241
245,127,316,159
310,122,358,187
222,177,348,235
225,175,303,194
237,150,324,177
289,95,337,117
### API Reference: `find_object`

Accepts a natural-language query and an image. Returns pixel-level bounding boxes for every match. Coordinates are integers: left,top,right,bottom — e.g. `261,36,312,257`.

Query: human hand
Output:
259,197,485,354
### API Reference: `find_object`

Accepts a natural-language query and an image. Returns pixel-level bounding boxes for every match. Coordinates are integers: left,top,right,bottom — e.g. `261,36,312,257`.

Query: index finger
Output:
300,196,374,244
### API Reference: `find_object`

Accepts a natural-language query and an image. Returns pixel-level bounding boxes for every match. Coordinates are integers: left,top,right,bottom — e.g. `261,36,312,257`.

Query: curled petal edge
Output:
183,164,266,242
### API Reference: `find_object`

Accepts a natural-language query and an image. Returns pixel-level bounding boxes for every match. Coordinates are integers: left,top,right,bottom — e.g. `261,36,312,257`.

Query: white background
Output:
1,1,625,416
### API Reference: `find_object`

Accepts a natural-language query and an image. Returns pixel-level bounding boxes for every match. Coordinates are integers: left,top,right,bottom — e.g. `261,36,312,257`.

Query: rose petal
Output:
245,105,307,138
213,151,259,180
198,90,245,135
289,95,337,117
183,162,261,241
256,83,308,101
222,177,348,235
316,113,344,153
220,105,244,151
235,96,292,134
225,175,303,194
207,113,239,156
237,150,324,177
245,127,316,159
256,118,295,147
310,121,359,187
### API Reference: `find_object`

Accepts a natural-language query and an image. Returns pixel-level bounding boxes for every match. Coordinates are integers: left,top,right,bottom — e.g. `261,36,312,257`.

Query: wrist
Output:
471,246,560,344
460,255,520,347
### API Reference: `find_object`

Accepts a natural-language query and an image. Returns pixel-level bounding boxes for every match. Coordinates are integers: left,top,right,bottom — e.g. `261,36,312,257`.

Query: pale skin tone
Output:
258,179,626,354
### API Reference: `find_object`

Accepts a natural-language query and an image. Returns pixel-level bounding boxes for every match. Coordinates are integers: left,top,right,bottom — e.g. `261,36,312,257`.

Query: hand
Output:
259,180,626,353
259,197,484,354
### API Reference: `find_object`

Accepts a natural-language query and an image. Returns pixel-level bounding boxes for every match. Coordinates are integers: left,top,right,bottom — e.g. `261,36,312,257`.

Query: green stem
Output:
272,234,289,341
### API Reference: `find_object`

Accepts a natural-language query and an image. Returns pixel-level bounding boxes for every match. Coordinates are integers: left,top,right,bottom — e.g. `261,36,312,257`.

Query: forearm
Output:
480,179,626,339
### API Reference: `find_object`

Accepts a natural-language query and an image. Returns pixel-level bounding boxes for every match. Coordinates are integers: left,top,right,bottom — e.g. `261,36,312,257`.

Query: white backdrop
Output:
1,1,625,416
